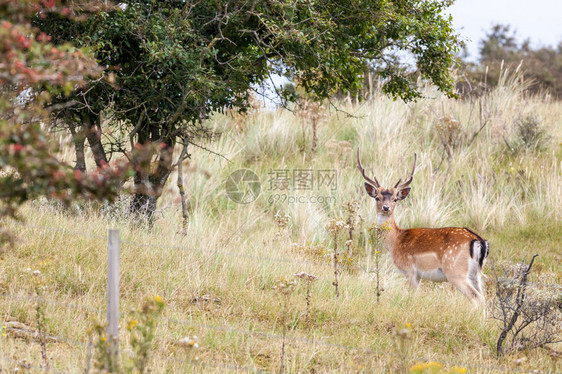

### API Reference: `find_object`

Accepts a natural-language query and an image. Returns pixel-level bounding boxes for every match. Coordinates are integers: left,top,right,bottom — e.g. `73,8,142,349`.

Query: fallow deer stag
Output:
357,148,489,305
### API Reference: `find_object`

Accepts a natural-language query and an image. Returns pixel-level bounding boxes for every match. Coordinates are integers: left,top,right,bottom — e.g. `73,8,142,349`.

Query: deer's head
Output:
356,148,416,223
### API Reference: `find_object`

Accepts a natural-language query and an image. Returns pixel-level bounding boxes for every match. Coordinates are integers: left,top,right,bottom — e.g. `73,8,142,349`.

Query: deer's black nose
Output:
382,206,390,212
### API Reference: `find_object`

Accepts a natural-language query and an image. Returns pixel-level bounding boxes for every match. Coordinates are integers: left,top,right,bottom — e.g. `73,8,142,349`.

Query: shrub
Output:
514,115,549,151
490,255,562,356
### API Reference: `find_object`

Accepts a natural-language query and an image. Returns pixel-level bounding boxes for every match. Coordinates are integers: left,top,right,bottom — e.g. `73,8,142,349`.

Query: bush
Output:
490,255,562,356
514,115,549,151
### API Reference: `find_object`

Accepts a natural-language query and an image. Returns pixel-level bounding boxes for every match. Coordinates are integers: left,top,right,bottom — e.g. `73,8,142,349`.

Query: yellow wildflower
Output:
410,363,424,371
451,367,467,373
126,319,138,331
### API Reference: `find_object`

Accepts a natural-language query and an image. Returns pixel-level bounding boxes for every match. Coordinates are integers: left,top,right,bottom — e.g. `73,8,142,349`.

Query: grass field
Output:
1,77,561,373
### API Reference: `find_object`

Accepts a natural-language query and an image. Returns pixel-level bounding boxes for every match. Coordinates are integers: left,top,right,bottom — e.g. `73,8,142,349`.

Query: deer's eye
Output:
375,197,381,201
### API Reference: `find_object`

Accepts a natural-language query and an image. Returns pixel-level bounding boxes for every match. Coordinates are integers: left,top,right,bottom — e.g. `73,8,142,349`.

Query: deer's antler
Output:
356,147,380,188
394,153,417,189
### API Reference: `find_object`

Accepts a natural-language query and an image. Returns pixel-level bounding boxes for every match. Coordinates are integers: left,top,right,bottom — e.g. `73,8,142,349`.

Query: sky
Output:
448,0,562,61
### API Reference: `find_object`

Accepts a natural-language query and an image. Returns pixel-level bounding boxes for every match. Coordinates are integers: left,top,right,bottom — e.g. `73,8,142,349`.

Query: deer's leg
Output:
469,271,484,296
448,276,485,306
466,262,487,309
471,275,487,318
466,258,484,294
402,267,420,289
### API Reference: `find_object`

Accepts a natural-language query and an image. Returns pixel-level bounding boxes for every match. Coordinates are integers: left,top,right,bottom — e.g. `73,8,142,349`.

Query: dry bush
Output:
490,255,562,356
512,114,549,152
296,99,327,154
290,242,329,262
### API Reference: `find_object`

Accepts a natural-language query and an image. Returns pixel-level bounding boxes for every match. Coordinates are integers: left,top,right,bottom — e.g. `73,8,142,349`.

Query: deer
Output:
357,148,489,305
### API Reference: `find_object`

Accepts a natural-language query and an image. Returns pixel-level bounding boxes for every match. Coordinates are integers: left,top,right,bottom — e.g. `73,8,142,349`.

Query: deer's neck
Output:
377,213,401,230
378,214,402,257
376,213,389,226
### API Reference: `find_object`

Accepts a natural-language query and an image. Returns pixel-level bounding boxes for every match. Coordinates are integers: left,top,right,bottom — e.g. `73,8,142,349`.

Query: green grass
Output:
1,80,561,373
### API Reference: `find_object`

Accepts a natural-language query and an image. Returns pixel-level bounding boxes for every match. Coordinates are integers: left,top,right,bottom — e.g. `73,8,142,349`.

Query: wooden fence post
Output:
107,229,120,369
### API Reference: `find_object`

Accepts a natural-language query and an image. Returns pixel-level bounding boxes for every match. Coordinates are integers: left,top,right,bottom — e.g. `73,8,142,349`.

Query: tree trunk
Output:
176,136,190,235
83,113,108,168
311,118,318,154
69,123,87,173
129,193,159,222
129,125,175,224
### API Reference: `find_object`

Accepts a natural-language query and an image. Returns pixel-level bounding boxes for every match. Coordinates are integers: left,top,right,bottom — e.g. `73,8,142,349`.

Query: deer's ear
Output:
396,187,411,200
364,182,378,198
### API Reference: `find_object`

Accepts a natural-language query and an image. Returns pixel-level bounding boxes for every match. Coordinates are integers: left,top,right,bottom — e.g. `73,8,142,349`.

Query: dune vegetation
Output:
1,74,561,373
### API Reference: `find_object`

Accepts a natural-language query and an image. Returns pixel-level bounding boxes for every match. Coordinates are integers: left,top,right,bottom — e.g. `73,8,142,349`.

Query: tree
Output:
0,0,130,243
479,24,520,64
38,0,461,220
459,24,562,97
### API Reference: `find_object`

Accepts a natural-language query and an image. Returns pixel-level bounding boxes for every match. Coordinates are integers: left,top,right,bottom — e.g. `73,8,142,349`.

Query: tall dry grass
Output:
1,73,561,373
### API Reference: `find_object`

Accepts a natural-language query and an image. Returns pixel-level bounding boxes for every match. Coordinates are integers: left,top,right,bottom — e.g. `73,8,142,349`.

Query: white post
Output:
107,229,120,366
